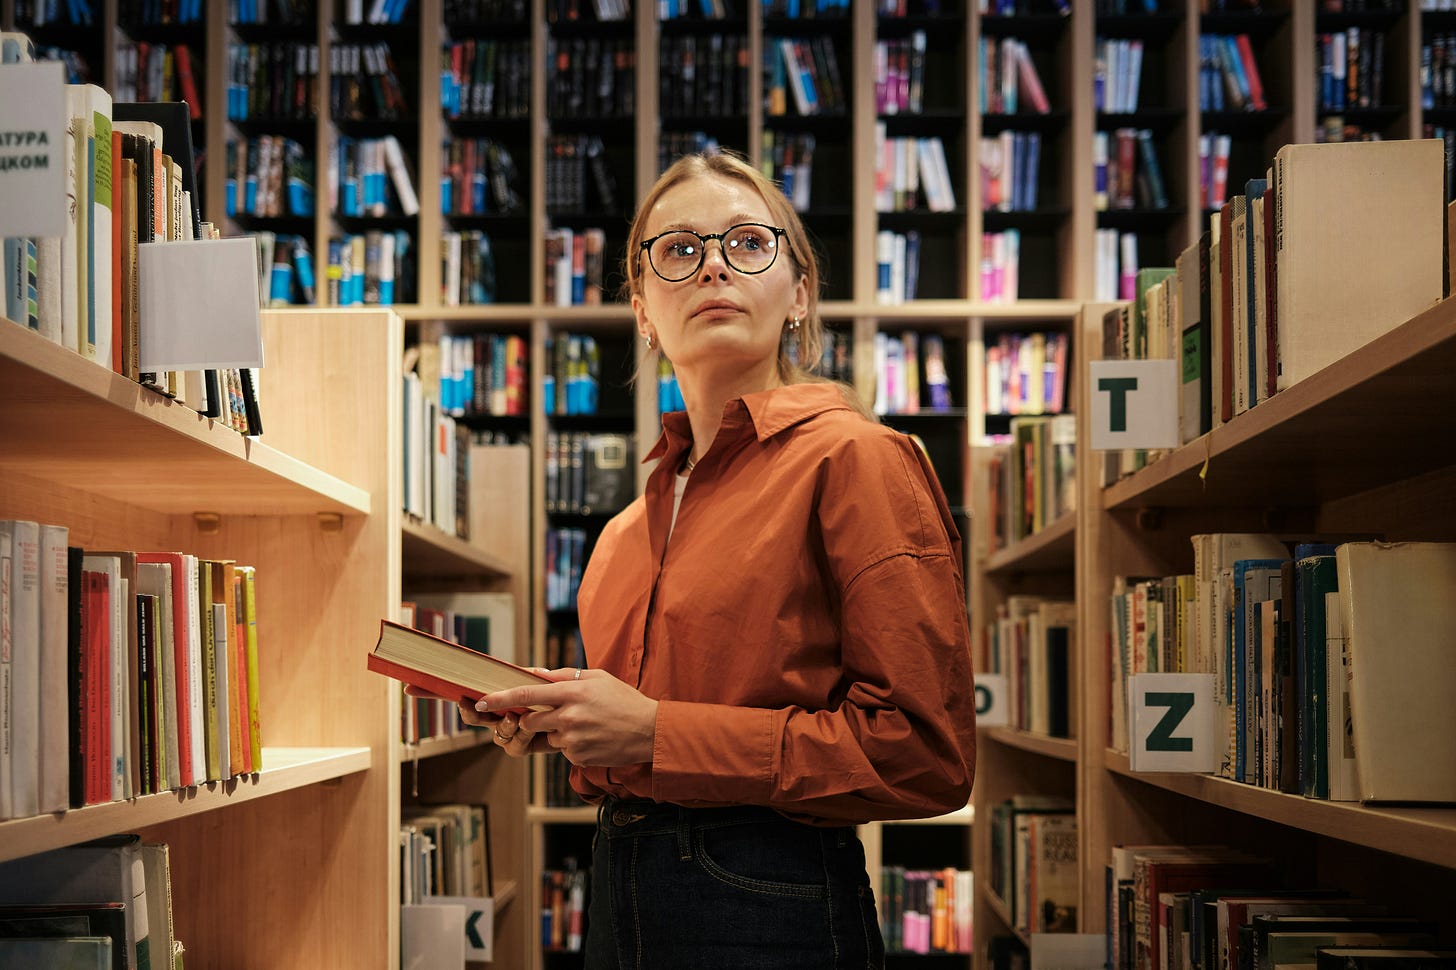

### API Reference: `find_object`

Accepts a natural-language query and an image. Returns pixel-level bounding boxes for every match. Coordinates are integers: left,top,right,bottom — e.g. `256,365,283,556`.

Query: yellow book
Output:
239,566,262,772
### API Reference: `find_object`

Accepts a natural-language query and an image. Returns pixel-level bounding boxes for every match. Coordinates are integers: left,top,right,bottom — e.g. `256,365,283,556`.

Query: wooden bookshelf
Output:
0,308,401,968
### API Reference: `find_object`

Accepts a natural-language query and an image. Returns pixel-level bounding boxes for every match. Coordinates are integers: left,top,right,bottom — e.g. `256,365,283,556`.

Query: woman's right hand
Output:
404,683,553,757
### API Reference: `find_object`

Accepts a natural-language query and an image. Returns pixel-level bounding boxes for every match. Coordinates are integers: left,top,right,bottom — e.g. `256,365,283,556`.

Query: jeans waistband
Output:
596,796,825,839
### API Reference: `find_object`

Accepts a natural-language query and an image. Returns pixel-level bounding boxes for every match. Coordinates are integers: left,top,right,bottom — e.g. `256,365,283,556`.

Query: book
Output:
367,619,551,709
0,902,126,970
1334,541,1456,802
0,520,41,819
1254,915,1438,970
0,835,150,970
1272,139,1444,393
1318,949,1456,970
0,937,113,969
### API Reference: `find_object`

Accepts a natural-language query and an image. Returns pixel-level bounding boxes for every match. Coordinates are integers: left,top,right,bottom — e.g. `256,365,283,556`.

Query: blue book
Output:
1232,557,1287,784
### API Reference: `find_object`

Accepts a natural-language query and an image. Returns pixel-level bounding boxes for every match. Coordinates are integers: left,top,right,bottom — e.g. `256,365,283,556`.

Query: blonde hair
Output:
624,150,872,418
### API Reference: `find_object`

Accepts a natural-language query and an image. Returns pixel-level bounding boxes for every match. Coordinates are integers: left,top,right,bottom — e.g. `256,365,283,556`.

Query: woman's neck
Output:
676,359,782,466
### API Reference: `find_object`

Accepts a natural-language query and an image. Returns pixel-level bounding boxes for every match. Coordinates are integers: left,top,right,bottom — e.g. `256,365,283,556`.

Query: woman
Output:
432,150,976,968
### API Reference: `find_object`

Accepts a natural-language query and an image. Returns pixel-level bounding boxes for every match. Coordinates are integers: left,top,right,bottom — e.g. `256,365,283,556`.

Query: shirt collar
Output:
642,382,856,463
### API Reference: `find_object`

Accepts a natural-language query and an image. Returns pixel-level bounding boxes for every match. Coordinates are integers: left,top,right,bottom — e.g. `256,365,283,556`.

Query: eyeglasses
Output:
639,223,787,282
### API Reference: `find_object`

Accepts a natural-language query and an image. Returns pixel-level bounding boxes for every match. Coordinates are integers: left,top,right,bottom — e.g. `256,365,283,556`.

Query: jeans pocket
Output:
692,820,831,899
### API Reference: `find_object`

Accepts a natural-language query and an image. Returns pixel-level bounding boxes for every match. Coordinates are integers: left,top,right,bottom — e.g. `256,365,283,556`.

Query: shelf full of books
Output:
1076,134,1456,970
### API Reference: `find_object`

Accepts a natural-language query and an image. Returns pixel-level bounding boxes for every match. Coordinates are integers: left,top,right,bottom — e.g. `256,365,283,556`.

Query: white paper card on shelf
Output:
1031,933,1105,970
1128,673,1218,773
138,237,263,370
0,62,67,238
974,673,1008,728
432,895,493,961
400,903,466,970
1088,359,1178,450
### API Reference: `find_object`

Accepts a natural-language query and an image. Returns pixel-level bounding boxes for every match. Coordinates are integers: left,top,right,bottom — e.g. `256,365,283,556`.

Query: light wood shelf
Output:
983,727,1078,763
884,804,975,827
1104,752,1456,872
400,731,495,763
0,747,371,864
983,513,1077,575
401,519,514,581
0,324,371,517
981,884,1028,949
1102,295,1456,511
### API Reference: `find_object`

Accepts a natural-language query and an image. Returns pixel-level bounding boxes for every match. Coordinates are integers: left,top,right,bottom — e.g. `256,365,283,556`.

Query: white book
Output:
38,527,73,796
1337,541,1456,803
1324,589,1359,802
62,86,90,357
4,521,41,819
382,135,420,217
1272,140,1444,393
184,555,205,785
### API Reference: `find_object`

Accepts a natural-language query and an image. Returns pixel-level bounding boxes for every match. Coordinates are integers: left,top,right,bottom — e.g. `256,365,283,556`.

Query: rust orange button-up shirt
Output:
571,382,977,826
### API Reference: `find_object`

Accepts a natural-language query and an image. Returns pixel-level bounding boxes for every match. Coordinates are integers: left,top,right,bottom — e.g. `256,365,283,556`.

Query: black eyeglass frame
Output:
638,223,789,282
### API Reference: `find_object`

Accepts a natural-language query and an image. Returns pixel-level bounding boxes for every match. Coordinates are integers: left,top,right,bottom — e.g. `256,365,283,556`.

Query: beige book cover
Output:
1273,139,1444,392
1336,541,1456,803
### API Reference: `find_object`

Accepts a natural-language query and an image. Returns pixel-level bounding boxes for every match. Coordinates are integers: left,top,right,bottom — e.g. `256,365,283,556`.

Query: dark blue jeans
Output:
584,797,885,970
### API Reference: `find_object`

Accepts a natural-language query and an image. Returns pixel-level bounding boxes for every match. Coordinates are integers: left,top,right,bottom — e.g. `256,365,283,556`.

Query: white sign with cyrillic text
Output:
0,61,67,238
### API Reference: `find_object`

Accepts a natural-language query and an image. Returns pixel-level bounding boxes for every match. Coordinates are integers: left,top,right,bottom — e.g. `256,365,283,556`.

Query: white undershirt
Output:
669,472,689,538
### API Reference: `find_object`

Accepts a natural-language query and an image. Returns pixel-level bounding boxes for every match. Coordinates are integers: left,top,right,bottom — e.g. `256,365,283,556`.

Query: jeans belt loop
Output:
675,806,692,862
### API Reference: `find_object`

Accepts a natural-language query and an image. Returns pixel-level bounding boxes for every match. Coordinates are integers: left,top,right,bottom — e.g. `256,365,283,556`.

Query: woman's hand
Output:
402,682,550,757
479,668,658,766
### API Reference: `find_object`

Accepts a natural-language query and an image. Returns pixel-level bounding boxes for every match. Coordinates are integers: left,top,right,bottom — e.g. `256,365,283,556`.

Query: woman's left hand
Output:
478,668,658,766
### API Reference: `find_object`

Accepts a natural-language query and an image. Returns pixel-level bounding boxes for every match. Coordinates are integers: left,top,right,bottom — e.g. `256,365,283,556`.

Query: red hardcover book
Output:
83,569,110,806
1235,35,1267,112
367,619,551,711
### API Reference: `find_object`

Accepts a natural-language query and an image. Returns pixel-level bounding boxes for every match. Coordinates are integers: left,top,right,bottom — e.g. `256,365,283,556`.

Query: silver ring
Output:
574,668,582,681
494,730,513,743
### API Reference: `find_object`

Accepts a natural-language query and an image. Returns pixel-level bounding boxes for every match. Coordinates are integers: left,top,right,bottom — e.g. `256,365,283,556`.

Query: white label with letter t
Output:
1088,359,1179,451
1128,673,1217,772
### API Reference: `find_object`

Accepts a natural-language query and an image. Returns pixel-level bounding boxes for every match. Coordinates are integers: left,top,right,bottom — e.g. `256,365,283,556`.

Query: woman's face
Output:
632,173,808,382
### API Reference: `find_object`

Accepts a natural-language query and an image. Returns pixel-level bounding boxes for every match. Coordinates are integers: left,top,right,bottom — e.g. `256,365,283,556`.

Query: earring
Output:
644,333,656,350
787,316,801,332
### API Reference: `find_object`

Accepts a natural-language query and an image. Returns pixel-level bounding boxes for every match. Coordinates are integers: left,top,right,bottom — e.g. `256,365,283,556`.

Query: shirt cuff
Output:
651,700,777,805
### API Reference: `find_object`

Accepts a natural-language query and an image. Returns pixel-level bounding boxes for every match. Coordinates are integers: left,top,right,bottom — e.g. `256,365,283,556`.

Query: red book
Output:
367,619,551,712
1235,35,1267,112
175,45,203,120
83,569,110,806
